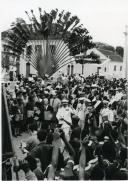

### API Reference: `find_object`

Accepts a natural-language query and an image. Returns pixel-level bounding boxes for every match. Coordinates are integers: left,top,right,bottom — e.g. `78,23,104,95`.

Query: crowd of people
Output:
4,72,128,180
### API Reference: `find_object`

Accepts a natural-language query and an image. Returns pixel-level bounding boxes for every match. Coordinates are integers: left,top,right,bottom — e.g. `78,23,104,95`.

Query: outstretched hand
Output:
20,160,29,173
53,129,60,141
82,136,89,147
59,129,65,140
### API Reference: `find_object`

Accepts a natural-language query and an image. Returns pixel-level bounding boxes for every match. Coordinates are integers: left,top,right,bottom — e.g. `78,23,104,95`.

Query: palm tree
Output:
2,9,95,77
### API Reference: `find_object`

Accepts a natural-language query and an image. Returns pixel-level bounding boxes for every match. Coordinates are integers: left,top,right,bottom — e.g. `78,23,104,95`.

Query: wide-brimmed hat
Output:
62,99,69,104
103,100,109,104
115,87,123,91
79,97,85,101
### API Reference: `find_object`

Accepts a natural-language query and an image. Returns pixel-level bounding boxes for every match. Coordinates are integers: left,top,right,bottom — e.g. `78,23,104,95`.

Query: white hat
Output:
51,90,56,95
62,99,69,103
103,100,109,104
91,84,98,88
79,97,85,101
84,97,91,102
44,91,49,94
104,136,109,140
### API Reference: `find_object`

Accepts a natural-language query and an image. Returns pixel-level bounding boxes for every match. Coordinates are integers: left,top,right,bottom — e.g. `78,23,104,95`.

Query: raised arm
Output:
118,121,126,148
79,146,86,180
48,146,59,180
60,130,75,158
79,137,89,180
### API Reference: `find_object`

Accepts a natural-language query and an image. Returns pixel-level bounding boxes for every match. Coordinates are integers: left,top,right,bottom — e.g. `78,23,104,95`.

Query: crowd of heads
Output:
5,72,128,180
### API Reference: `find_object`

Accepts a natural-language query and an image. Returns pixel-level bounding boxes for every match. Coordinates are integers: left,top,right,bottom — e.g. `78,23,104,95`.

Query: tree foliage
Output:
2,9,94,57
116,46,124,57
95,42,115,52
75,51,101,64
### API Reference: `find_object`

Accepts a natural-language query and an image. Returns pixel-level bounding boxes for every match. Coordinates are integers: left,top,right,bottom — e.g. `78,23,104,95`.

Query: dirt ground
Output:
11,133,30,180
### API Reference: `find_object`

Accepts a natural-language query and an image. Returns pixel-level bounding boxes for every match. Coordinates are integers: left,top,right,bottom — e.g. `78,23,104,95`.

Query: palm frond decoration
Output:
2,9,95,77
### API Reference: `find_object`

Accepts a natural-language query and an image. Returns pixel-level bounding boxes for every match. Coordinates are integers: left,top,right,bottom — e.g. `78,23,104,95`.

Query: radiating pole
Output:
123,25,128,79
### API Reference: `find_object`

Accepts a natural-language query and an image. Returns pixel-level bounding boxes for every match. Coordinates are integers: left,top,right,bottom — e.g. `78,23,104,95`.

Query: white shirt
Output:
56,106,76,128
109,96,116,105
115,92,123,101
41,80,45,85
25,170,37,180
76,103,86,121
104,91,108,97
50,98,61,112
100,107,115,123
99,107,110,124
100,107,110,117
108,109,114,122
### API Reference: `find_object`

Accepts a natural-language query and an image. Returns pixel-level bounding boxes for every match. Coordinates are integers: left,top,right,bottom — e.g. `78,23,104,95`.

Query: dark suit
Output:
44,105,53,112
30,142,53,172
30,142,64,172
93,100,103,126
41,105,54,130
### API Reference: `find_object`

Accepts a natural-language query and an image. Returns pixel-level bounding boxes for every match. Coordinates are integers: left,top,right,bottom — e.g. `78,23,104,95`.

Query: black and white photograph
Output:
1,0,128,180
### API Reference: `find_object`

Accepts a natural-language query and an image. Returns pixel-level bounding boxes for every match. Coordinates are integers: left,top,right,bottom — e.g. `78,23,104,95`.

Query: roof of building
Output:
97,48,123,62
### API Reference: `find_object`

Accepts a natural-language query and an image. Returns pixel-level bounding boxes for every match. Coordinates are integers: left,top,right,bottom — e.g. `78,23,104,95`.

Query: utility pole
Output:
123,25,128,79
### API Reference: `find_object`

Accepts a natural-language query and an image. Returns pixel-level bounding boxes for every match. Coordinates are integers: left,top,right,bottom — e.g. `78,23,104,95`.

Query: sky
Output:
0,0,128,47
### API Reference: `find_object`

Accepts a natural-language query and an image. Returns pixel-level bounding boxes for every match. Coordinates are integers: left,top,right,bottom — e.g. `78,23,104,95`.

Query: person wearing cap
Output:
41,98,54,130
99,100,110,125
32,91,39,104
81,102,98,138
108,104,116,123
108,93,116,105
23,92,28,107
50,91,61,113
76,97,86,129
92,94,103,126
56,99,76,141
121,94,127,110
114,87,123,101
103,87,109,98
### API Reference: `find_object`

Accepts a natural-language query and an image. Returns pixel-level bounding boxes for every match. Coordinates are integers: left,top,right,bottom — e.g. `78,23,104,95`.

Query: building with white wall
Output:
19,39,124,79
53,48,124,78
89,48,124,78
1,38,18,81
